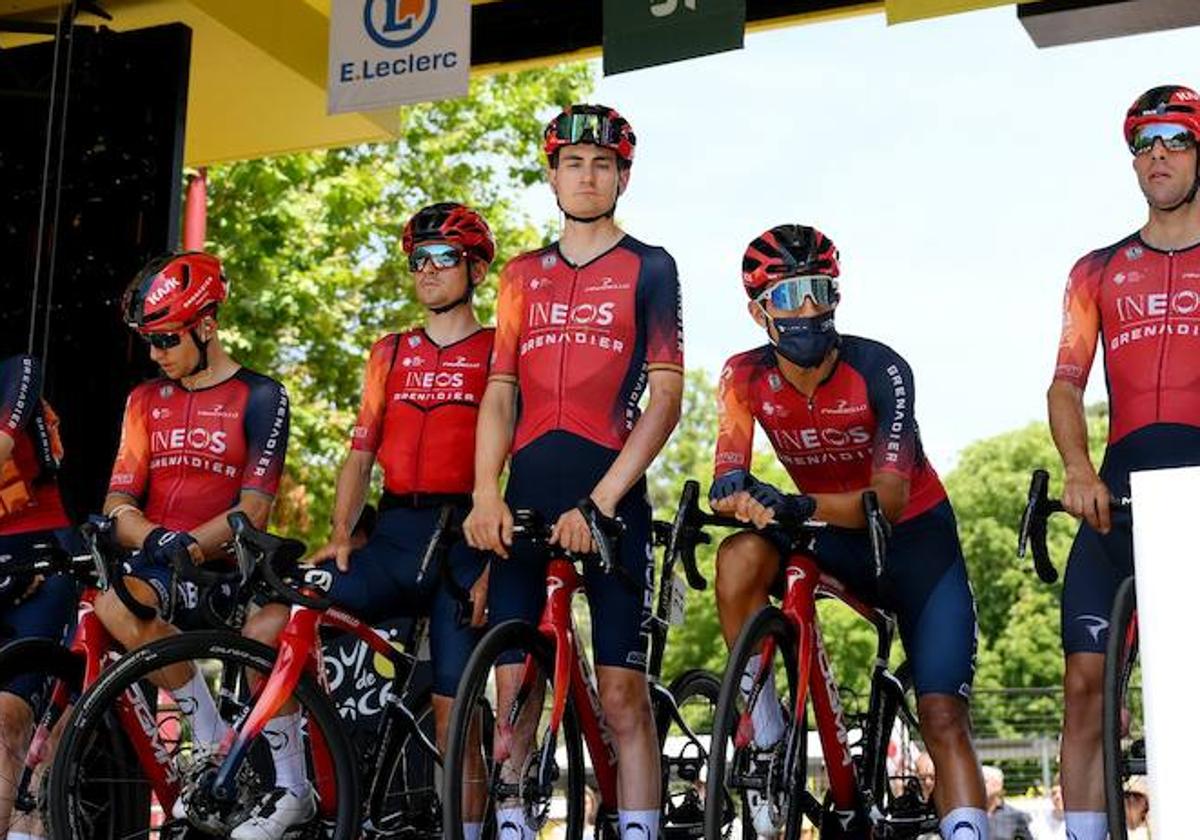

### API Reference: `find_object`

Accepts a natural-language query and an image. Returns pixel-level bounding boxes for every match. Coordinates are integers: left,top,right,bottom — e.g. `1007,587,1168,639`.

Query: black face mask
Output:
770,310,838,368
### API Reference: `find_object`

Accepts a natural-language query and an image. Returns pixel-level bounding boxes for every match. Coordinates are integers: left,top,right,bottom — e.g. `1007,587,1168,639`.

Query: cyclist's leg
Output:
429,539,487,835
0,563,75,838
1060,518,1126,832
887,502,986,838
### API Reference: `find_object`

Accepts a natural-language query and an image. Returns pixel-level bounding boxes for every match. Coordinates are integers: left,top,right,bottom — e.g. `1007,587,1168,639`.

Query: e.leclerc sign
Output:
328,0,470,115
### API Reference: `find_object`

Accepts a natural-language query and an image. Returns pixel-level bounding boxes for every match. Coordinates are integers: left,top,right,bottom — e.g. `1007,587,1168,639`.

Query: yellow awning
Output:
884,0,1040,25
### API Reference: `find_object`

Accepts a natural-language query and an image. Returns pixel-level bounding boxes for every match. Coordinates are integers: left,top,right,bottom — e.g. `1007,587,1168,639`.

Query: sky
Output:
519,7,1200,469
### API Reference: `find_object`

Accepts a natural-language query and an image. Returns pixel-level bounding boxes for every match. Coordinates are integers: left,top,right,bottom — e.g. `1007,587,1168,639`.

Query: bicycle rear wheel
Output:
1104,575,1142,840
657,668,730,839
444,619,584,840
705,606,806,840
48,630,360,839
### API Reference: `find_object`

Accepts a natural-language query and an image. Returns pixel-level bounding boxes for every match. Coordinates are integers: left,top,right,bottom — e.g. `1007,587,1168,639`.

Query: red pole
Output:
183,167,207,251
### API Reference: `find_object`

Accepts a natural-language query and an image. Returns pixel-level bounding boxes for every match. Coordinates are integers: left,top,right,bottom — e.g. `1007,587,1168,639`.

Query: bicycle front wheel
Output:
48,630,360,839
706,606,805,840
1104,575,1142,840
444,619,584,840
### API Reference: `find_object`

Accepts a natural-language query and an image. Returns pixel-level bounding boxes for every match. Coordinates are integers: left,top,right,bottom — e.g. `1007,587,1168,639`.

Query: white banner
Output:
327,0,470,116
1131,465,1200,840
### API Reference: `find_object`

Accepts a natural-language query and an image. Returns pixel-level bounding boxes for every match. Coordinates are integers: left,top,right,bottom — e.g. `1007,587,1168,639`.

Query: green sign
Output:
603,0,746,76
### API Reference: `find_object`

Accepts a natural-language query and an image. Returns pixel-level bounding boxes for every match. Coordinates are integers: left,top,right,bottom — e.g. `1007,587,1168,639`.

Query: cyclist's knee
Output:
916,694,971,752
716,534,775,605
0,693,33,749
242,603,288,647
1063,653,1104,709
597,670,652,738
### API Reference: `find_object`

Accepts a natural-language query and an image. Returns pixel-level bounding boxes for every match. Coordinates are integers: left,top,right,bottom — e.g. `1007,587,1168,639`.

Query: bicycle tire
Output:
658,667,730,839
705,606,804,840
1104,575,1139,840
444,619,584,840
48,630,360,840
0,637,143,840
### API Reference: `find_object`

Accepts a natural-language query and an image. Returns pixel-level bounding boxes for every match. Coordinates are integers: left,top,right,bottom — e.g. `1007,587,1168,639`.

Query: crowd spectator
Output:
1027,777,1066,839
984,765,1033,840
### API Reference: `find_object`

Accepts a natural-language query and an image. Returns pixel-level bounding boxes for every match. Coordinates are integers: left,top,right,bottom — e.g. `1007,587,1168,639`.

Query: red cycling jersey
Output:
1054,233,1200,444
491,236,684,454
351,327,493,496
0,355,68,536
714,337,946,523
108,368,290,532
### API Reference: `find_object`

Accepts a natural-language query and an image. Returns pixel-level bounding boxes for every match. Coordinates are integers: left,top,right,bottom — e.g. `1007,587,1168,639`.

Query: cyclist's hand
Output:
143,528,200,566
1062,465,1113,534
307,533,353,572
748,483,817,528
711,490,749,516
468,563,490,628
465,494,514,559
709,469,755,510
550,507,594,555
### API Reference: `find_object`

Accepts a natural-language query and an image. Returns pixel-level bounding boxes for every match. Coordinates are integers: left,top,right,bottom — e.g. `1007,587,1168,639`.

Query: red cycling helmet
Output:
543,104,636,167
122,252,228,333
402,202,496,266
742,225,840,298
1124,85,1200,147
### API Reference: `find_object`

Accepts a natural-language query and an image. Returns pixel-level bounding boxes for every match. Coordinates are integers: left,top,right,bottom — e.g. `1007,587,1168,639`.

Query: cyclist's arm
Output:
106,389,153,550
0,354,44,462
1047,259,1110,531
329,449,375,541
711,356,755,514
592,368,683,514
809,472,909,529
472,378,518,501
104,491,158,549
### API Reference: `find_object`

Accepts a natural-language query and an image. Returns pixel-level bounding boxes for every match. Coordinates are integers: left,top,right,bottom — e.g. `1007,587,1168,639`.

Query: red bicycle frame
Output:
210,602,409,818
740,551,886,815
514,556,621,810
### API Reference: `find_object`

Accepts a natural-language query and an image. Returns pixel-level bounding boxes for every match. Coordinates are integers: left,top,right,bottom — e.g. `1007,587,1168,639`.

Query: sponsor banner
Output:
603,0,745,76
328,0,470,115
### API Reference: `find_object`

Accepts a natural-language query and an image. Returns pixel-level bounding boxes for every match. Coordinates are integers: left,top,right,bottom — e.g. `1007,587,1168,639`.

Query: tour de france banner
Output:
328,0,470,115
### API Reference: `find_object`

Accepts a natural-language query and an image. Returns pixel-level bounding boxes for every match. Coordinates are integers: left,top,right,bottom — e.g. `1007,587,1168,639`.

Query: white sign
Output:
1130,464,1200,840
327,0,470,115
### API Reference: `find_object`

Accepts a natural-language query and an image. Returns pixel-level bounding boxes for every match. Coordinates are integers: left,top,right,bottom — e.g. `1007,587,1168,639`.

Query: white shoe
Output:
230,785,317,840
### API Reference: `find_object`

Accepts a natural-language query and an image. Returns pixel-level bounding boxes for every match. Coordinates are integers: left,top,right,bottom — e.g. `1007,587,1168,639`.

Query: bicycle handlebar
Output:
228,512,323,609
510,504,638,591
1017,469,1132,584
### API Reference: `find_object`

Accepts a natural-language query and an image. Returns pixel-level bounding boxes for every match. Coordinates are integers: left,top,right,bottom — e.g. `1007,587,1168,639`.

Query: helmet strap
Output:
187,327,211,377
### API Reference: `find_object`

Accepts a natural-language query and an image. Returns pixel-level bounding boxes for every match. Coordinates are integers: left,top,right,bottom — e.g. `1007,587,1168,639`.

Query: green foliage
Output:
206,65,593,537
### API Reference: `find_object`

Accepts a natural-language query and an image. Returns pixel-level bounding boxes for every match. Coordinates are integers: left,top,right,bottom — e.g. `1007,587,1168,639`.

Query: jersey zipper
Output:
412,346,436,492
1155,251,1175,422
163,389,195,528
555,267,580,430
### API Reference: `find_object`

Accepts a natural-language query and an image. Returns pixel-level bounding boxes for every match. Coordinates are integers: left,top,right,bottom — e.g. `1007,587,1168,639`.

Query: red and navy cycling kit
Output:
108,368,290,621
0,355,78,704
715,337,976,699
310,328,492,697
1054,233,1200,654
489,235,684,671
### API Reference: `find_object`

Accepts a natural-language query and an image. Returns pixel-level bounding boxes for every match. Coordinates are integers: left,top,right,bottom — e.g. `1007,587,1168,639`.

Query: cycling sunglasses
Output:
408,243,465,272
1129,122,1197,156
551,112,623,147
138,331,185,350
756,275,839,311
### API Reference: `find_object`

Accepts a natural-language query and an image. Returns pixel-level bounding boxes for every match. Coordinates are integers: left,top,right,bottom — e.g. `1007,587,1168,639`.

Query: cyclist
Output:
1049,84,1200,840
236,202,495,840
464,103,684,840
96,251,290,820
0,353,75,839
709,225,987,840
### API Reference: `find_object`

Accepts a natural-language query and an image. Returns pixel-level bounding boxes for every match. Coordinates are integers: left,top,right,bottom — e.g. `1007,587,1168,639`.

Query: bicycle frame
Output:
209,602,417,818
21,587,183,814
743,551,903,819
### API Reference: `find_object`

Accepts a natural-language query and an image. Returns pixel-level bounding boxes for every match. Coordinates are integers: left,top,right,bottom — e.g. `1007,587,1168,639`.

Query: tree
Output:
206,65,593,538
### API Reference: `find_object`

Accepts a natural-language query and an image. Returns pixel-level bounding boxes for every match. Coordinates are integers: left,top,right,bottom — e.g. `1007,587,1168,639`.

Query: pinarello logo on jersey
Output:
151,427,229,455
583,277,631,293
197,404,240,420
363,0,437,49
821,399,867,416
443,355,481,369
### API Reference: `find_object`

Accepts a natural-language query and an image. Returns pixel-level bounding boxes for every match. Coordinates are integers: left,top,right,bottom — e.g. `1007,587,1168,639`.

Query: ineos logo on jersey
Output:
769,425,870,451
403,371,465,390
527,301,616,329
1115,290,1200,322
151,427,228,455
